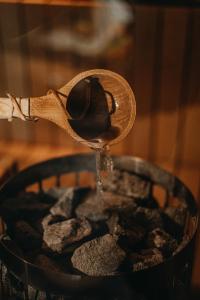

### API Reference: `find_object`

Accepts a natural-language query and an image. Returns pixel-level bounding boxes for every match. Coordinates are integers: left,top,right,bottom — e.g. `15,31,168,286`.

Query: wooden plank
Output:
147,7,165,163
181,104,200,166
125,5,158,158
0,10,13,140
28,4,61,145
0,4,31,142
16,3,35,143
154,8,188,166
0,140,88,170
182,10,200,166
173,9,196,172
0,1,109,8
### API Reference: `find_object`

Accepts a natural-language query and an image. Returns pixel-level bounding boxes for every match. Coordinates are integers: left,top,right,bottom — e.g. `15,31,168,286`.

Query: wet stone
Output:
75,190,109,222
49,187,90,219
131,248,163,272
104,169,151,199
35,254,63,273
43,218,92,254
13,220,42,251
147,228,178,256
71,234,126,276
102,192,137,211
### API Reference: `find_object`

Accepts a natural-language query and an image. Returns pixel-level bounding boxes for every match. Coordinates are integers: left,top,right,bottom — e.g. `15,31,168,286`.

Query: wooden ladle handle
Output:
0,97,29,121
0,69,136,148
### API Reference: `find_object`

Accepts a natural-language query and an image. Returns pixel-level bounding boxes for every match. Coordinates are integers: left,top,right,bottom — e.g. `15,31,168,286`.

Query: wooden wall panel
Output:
148,7,165,162
0,23,12,140
155,8,188,166
0,4,32,142
182,9,200,167
182,104,200,167
0,4,199,164
126,6,158,158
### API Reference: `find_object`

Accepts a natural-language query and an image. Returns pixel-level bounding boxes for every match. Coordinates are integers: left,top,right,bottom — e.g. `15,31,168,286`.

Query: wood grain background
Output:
0,0,199,288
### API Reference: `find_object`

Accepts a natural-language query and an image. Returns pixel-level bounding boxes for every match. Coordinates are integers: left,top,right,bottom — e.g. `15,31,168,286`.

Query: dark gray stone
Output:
46,187,68,199
133,207,163,230
43,218,92,253
173,234,190,256
131,248,163,272
71,234,126,276
107,212,145,249
103,192,137,211
75,190,136,222
118,226,146,249
106,212,122,235
49,187,90,219
41,214,67,230
147,228,178,256
135,196,158,209
164,206,187,228
75,190,109,221
103,169,151,199
162,206,187,238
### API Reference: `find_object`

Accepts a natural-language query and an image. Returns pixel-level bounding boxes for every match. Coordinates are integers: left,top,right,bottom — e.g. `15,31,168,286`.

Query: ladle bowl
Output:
0,69,136,148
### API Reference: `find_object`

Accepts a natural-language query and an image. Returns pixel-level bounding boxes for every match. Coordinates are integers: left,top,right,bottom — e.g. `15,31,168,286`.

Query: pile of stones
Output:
1,169,188,277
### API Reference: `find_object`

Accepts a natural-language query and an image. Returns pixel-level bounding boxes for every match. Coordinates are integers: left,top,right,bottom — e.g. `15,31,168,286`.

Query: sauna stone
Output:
104,169,151,199
164,206,186,228
76,190,137,222
147,228,178,256
162,206,187,238
75,190,109,221
119,225,146,249
71,234,126,276
107,212,146,248
133,207,163,230
14,220,42,251
49,187,90,219
43,218,92,253
131,248,163,272
173,234,190,256
41,214,67,230
108,206,161,235
47,187,69,199
106,212,122,235
35,254,62,273
135,196,159,209
102,192,137,210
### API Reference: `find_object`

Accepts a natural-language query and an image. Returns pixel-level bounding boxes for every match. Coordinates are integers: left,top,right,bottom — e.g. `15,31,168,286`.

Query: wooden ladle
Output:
0,69,136,148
